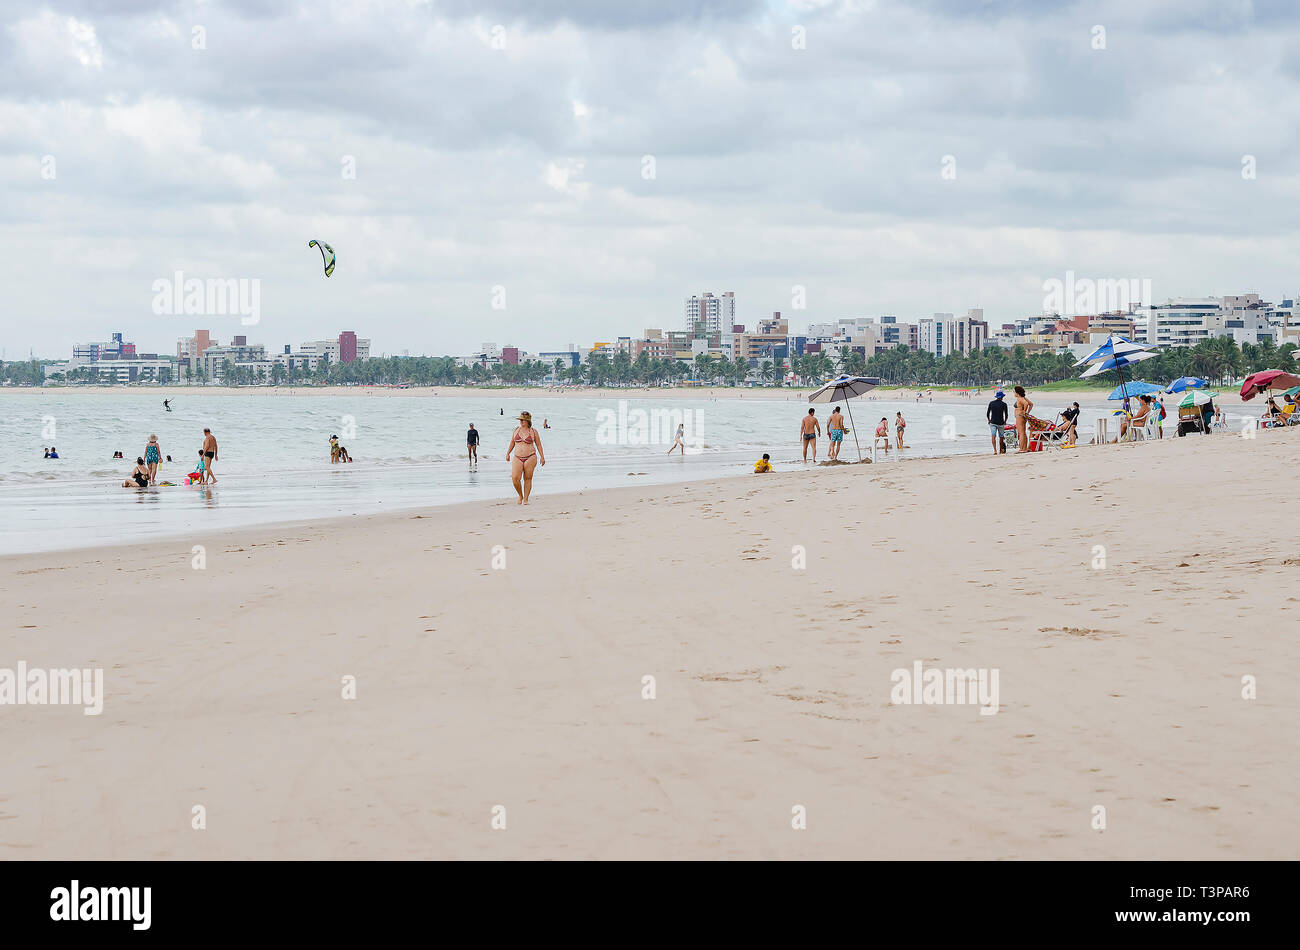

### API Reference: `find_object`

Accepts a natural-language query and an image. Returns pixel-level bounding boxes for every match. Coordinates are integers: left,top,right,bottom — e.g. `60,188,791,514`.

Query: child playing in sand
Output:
754,453,773,473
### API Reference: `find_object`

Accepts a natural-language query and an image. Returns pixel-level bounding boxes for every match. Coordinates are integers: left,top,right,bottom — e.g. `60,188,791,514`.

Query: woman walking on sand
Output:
505,411,545,504
1013,386,1033,453
144,434,161,485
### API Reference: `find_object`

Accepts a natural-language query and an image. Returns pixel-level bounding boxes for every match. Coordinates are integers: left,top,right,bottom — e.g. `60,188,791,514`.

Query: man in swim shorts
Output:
467,423,479,467
826,406,845,460
800,408,821,462
201,427,218,484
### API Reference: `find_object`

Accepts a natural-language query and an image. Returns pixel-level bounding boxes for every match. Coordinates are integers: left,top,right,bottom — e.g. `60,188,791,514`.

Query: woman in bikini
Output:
505,411,545,504
895,412,906,450
1013,385,1033,453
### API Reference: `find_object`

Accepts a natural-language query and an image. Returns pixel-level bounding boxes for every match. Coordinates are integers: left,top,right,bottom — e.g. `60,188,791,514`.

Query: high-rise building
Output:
684,291,736,336
339,331,358,363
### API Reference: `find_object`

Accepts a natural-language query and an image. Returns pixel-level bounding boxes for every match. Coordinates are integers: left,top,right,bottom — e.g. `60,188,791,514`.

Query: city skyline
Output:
5,2,1300,357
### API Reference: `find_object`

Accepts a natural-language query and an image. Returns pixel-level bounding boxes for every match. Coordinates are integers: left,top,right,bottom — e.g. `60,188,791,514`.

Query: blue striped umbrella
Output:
1107,380,1164,400
1165,376,1207,394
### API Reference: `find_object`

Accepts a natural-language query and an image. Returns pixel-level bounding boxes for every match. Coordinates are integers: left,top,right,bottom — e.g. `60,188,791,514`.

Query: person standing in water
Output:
895,412,906,450
505,411,545,504
800,408,820,462
144,434,162,485
163,399,172,412
201,428,218,484
826,406,845,460
667,423,686,456
467,423,480,468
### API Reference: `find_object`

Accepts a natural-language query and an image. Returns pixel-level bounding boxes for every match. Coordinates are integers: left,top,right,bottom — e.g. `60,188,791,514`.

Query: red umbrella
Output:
1240,369,1300,401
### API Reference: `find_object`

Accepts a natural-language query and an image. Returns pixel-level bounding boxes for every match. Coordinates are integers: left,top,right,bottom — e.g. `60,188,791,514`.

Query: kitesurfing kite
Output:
308,240,336,277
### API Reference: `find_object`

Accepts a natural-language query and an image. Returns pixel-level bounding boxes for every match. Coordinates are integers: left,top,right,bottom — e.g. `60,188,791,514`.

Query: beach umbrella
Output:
1240,369,1300,401
1078,349,1156,379
1073,334,1152,367
1165,376,1207,394
1174,389,1215,408
1076,334,1155,403
1106,380,1164,400
808,375,880,461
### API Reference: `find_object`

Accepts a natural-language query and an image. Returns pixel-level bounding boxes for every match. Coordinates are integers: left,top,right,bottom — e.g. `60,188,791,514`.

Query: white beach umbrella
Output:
808,375,880,461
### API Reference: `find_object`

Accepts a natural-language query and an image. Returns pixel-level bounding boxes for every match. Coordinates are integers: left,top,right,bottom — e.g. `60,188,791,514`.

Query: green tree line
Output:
14,335,1296,389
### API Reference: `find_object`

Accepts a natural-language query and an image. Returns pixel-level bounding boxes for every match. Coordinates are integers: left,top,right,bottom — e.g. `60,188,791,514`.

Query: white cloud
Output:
9,11,103,69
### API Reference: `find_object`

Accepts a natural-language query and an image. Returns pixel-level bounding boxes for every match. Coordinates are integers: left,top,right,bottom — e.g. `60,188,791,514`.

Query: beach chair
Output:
1028,415,1071,450
1121,411,1154,441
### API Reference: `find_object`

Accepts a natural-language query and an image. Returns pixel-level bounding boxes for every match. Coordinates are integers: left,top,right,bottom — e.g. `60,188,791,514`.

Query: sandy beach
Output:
3,426,1297,859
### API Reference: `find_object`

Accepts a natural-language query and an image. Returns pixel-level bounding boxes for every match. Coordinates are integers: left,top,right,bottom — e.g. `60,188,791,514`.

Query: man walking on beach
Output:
986,391,1009,455
827,406,845,460
800,408,821,462
201,428,218,484
467,423,479,468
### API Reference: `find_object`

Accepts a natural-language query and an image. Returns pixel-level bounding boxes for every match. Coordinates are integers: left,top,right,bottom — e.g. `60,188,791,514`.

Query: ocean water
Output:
1,389,1131,554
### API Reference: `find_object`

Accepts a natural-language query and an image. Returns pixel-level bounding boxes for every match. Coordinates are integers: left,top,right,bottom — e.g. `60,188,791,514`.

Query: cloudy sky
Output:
3,0,1300,359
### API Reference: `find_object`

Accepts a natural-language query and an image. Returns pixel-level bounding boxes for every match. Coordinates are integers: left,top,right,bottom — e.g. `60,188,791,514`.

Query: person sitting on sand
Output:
754,453,773,473
122,457,150,489
1265,397,1284,424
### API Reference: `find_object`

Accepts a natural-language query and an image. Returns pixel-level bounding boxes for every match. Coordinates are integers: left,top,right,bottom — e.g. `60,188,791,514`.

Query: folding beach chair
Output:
1028,414,1072,450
